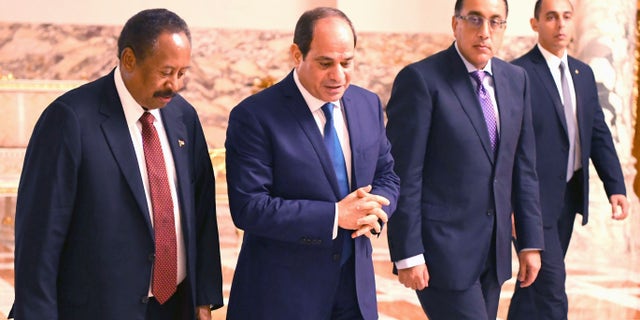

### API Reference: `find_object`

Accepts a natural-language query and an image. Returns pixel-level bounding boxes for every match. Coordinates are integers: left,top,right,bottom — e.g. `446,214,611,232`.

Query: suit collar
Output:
292,68,342,112
453,41,494,75
536,43,569,70
114,65,146,123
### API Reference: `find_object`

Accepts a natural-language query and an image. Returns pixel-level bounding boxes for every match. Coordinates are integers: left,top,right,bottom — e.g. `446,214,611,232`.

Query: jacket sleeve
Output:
12,101,81,319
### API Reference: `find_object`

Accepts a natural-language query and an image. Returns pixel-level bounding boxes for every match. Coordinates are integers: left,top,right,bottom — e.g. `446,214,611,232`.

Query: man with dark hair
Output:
11,8,223,320
385,0,544,319
225,6,399,319
508,0,629,319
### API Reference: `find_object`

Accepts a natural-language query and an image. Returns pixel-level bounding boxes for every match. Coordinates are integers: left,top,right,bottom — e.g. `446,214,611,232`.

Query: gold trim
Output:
0,79,86,93
0,187,17,194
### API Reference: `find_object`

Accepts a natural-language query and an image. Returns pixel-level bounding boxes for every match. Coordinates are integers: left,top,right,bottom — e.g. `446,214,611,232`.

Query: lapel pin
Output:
178,139,185,147
575,69,579,75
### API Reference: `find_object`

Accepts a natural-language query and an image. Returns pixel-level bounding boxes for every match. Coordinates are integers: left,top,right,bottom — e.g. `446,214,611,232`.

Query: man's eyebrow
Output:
465,10,505,20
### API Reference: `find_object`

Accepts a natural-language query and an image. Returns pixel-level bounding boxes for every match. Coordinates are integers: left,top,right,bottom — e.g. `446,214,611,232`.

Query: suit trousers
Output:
507,170,582,320
416,220,500,320
146,281,191,320
331,254,364,320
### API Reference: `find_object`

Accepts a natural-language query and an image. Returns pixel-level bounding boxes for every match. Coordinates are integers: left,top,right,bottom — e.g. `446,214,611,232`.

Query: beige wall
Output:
340,0,537,36
2,0,538,35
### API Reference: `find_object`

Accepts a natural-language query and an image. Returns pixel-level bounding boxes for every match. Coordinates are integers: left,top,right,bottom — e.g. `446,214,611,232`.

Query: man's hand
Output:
517,250,541,288
337,185,390,238
610,194,629,220
397,264,429,291
196,305,211,320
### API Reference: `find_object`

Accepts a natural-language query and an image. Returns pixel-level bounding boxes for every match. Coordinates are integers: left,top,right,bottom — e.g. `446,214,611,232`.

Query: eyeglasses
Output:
456,15,507,31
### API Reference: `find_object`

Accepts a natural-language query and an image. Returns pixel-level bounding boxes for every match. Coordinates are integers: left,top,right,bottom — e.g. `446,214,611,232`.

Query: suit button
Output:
487,209,494,216
148,253,155,261
141,296,149,304
333,253,340,261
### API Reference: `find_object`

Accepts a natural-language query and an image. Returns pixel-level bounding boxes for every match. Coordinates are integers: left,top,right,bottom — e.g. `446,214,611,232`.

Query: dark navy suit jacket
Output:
512,46,625,226
386,44,544,290
224,71,400,320
11,70,223,319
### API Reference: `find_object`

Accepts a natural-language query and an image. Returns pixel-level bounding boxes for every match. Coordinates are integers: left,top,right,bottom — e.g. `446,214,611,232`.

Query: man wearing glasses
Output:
385,0,544,319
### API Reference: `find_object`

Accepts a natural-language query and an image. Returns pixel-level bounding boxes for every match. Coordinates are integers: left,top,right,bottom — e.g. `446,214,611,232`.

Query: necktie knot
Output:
140,112,155,126
321,103,334,121
470,70,487,87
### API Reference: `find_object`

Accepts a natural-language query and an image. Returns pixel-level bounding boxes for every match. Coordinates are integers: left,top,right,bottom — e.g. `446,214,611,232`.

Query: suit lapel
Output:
160,105,192,240
281,73,344,199
98,73,153,236
568,57,585,151
492,60,522,160
445,47,495,163
341,91,359,188
530,47,569,137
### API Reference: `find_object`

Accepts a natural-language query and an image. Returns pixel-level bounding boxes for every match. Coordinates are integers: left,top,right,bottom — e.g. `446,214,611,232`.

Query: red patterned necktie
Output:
140,112,177,304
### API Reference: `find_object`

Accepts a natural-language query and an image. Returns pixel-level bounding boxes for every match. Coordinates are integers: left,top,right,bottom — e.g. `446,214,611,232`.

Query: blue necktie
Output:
321,102,352,265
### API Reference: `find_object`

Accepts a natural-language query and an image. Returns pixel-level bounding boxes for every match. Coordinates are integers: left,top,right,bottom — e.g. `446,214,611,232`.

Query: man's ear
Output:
120,47,137,72
290,44,303,65
530,17,539,33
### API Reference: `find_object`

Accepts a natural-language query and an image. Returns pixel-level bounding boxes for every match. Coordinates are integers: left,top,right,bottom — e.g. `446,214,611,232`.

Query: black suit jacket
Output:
12,69,223,319
225,71,399,320
512,46,626,226
386,44,544,290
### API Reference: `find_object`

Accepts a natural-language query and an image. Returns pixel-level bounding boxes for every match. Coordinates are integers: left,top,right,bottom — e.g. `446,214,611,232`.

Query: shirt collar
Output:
293,68,341,113
537,43,568,70
454,41,493,76
114,65,161,123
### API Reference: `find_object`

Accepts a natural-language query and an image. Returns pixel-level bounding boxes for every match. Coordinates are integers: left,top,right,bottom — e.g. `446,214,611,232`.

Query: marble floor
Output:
0,187,638,319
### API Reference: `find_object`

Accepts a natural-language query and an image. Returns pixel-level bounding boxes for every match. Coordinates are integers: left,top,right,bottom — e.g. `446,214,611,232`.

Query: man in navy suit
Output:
11,9,223,320
225,7,400,320
508,0,629,319
385,0,544,319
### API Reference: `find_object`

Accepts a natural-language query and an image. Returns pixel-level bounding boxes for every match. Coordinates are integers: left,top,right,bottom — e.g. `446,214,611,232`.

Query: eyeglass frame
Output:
456,14,507,31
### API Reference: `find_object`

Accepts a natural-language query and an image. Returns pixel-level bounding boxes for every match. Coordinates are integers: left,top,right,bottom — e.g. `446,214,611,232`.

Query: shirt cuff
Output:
394,254,425,269
332,203,339,240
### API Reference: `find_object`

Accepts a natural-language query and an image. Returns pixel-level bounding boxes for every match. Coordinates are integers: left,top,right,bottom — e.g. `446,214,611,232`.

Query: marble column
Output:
569,0,639,265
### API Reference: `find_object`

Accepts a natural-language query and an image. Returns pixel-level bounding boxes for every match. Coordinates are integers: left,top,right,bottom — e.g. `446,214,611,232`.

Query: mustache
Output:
153,90,177,99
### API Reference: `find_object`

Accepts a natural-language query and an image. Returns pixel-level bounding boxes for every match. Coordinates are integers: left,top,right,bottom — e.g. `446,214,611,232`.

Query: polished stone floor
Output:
0,188,638,319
